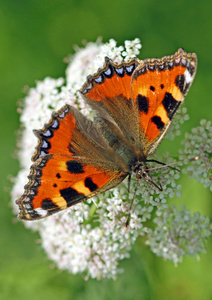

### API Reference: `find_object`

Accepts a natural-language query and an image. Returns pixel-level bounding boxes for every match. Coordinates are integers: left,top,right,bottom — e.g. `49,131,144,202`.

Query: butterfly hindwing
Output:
131,48,197,155
16,153,126,220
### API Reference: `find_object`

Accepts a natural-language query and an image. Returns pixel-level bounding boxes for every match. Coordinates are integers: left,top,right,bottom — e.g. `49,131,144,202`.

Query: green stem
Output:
83,201,99,225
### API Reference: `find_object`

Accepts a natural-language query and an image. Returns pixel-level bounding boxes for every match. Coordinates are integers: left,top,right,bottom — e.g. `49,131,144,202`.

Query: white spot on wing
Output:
35,207,48,217
184,69,193,84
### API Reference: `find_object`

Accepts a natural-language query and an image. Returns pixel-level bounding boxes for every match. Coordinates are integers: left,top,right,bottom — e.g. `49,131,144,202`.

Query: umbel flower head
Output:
11,38,212,279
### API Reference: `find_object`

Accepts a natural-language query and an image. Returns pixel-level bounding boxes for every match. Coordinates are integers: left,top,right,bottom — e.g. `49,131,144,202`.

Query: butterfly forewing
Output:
33,105,76,161
131,48,197,155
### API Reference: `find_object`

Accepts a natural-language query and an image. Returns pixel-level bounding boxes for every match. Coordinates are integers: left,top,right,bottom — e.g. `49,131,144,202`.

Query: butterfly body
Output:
16,48,197,220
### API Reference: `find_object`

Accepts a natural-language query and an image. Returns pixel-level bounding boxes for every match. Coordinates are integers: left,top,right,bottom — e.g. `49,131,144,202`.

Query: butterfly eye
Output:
135,168,148,180
141,172,147,178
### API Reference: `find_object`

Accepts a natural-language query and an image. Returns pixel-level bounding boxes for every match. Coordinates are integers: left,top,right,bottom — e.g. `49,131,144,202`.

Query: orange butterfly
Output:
16,48,197,220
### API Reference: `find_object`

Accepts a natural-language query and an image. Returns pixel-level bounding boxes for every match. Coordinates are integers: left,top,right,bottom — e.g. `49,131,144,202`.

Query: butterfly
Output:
16,48,197,220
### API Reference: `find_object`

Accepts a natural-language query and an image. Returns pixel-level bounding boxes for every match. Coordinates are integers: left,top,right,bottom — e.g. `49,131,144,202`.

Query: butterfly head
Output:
132,161,163,191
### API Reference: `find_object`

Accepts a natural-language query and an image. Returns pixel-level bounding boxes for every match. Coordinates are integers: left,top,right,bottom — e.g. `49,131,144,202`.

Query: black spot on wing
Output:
162,92,181,120
150,86,155,91
41,198,59,210
66,161,84,174
27,210,41,219
56,173,61,178
60,187,86,207
137,95,149,114
152,116,164,130
84,177,98,192
175,74,185,93
175,74,190,95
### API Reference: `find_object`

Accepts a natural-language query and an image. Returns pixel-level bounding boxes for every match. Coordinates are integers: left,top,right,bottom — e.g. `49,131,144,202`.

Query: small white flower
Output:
179,120,212,191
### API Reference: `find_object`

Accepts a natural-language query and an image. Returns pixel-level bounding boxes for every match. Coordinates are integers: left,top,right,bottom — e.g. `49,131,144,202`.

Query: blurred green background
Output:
0,0,211,299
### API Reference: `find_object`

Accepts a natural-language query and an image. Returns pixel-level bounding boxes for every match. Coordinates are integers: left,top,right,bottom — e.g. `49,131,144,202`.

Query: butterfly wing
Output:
16,105,127,220
80,49,197,160
80,57,141,150
131,48,197,156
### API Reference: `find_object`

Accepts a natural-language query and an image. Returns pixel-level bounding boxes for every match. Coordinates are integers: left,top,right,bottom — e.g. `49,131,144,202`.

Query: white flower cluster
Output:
179,120,212,191
122,38,142,61
11,39,211,279
146,205,211,265
165,107,189,141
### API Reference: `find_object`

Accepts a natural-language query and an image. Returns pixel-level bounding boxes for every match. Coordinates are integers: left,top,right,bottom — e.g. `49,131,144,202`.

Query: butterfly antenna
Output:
146,156,199,172
146,159,180,172
126,179,139,227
